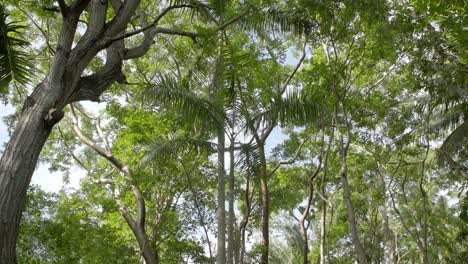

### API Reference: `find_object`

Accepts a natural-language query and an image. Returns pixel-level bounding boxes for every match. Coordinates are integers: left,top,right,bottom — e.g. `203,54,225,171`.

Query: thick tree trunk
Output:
0,82,63,263
217,128,226,264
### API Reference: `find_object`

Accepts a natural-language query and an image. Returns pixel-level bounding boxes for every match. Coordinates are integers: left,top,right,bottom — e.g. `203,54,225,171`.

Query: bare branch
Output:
112,4,196,42
95,178,115,184
267,139,308,177
215,9,251,31
280,39,307,95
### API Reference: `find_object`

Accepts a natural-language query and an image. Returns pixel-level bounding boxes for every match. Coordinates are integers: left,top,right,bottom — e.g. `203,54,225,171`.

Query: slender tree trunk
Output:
376,166,397,264
227,135,236,264
299,181,313,264
71,107,158,264
320,113,335,264
319,200,327,264
217,127,226,264
0,83,60,262
233,225,240,264
122,212,159,264
300,161,321,264
258,142,269,264
340,151,367,264
239,168,252,264
380,206,396,264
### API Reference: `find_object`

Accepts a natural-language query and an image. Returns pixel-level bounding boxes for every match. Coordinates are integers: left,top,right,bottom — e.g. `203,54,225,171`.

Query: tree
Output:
0,1,244,261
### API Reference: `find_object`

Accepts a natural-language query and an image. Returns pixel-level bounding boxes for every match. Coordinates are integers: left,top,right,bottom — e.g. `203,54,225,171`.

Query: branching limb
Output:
267,139,308,177
57,0,69,17
112,4,196,42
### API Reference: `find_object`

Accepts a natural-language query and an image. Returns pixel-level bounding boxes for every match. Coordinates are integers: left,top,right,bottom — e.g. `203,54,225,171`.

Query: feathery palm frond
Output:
241,7,314,36
437,121,467,170
0,6,33,93
251,88,321,130
141,134,217,165
276,88,321,126
143,74,222,129
431,103,466,133
235,141,261,176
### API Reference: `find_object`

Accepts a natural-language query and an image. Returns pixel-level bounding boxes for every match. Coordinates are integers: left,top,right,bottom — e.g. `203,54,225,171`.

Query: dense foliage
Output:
0,0,465,263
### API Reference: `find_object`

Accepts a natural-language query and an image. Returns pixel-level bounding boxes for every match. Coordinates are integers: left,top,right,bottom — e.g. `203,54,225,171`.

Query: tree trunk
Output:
376,167,396,264
340,160,367,264
0,82,63,263
258,143,269,264
239,167,252,264
217,127,226,264
300,161,321,264
227,136,236,264
125,217,159,264
299,186,312,264
319,200,327,264
320,112,335,264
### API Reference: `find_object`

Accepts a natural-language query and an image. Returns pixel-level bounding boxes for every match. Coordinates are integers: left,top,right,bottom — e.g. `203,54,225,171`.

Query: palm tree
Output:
0,4,32,93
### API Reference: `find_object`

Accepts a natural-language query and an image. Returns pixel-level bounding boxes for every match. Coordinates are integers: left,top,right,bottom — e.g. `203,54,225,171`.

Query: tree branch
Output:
267,139,308,177
112,4,196,42
57,0,69,17
215,9,251,31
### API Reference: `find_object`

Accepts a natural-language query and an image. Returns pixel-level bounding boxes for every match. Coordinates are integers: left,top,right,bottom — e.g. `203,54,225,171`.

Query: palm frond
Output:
251,88,321,129
235,142,261,176
141,133,217,165
431,103,466,133
241,7,314,36
437,121,467,170
143,74,221,128
0,6,33,93
276,88,321,126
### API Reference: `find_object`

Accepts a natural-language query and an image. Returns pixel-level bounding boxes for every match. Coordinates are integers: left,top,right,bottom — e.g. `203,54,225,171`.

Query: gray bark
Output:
0,0,200,262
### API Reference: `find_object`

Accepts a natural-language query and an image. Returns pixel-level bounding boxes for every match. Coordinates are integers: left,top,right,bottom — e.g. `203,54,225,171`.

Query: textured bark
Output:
0,83,58,263
0,0,203,261
0,1,87,260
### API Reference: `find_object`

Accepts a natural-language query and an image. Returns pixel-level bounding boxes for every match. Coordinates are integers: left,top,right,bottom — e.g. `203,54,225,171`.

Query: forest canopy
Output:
0,0,466,264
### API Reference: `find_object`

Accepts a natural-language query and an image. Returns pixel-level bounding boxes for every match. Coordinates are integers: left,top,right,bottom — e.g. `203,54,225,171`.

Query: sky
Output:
0,102,98,192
